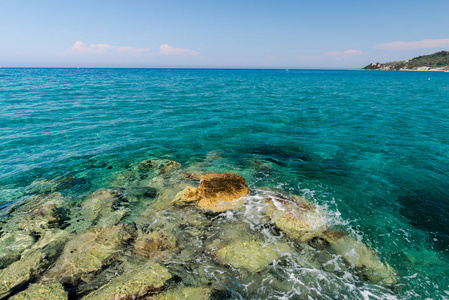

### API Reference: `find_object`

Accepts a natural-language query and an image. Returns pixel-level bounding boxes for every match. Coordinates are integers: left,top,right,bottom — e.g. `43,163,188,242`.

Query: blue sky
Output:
1,0,448,68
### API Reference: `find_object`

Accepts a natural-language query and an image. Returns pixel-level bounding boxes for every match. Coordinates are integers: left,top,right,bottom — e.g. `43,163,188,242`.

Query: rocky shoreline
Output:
0,155,398,299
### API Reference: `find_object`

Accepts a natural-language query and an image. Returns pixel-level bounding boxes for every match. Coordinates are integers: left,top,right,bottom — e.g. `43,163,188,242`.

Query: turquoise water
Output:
1,68,449,298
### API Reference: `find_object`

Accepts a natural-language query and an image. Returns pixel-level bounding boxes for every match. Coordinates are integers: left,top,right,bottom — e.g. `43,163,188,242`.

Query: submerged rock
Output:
264,192,397,285
68,189,128,231
10,281,68,300
214,240,291,273
160,160,182,174
264,193,327,242
0,228,67,299
323,231,398,285
82,261,172,300
134,229,178,260
4,192,68,234
172,173,249,212
0,231,35,268
154,286,211,300
46,224,135,284
0,251,49,299
138,159,155,171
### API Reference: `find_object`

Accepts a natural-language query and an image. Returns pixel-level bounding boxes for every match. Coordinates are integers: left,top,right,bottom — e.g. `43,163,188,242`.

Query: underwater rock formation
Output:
0,231,35,268
172,172,249,212
3,192,68,234
10,281,68,300
82,261,172,300
134,229,178,260
0,251,50,298
324,232,398,285
160,160,182,174
45,224,135,284
68,189,128,231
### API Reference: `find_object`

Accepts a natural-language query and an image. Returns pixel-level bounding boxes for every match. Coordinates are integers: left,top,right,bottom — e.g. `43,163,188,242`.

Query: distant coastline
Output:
359,50,449,71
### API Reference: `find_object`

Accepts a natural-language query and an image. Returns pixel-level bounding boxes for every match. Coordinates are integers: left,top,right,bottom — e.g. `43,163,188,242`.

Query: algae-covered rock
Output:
138,159,155,171
10,281,68,300
215,240,291,273
325,234,398,285
25,177,77,194
83,262,172,300
46,224,134,284
0,231,35,268
154,286,211,300
68,189,128,231
264,193,327,242
6,193,68,234
160,160,181,174
134,229,177,260
0,251,49,298
172,173,249,212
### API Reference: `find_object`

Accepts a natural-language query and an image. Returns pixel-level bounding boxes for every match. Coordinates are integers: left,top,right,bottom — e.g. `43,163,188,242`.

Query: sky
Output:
1,0,449,69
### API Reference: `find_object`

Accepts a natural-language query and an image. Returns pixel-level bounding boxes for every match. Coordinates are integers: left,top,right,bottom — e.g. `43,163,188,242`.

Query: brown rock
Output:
160,160,181,174
172,173,249,212
134,230,177,260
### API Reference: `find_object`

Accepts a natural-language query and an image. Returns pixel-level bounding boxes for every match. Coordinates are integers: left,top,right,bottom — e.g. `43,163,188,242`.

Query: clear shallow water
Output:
1,68,449,298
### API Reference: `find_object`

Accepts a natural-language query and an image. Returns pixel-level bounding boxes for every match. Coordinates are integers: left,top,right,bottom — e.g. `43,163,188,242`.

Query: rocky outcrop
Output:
82,262,172,300
172,173,249,212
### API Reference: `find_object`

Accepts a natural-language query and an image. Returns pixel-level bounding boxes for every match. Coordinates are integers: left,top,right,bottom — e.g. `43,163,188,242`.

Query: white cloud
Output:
327,49,362,57
375,38,449,50
66,41,149,55
159,44,199,55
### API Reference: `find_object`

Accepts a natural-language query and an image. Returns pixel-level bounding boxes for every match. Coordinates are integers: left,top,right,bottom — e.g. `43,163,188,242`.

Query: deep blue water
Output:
1,68,449,298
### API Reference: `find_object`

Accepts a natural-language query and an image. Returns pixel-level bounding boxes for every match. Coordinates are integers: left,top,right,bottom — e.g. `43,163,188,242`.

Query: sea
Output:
0,68,448,299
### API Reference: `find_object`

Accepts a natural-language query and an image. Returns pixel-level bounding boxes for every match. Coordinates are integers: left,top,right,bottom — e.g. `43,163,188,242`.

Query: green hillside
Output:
362,51,449,71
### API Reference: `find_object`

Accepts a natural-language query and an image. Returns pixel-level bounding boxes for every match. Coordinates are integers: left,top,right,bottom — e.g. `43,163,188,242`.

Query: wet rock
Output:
214,240,291,273
134,229,178,260
323,232,398,285
264,193,327,242
160,160,181,174
0,251,49,298
0,231,35,268
10,281,68,300
154,286,211,300
172,173,249,212
180,171,204,181
125,187,157,200
68,189,127,231
82,261,172,300
0,228,66,300
138,159,155,171
6,193,68,234
46,224,134,285
25,177,77,194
